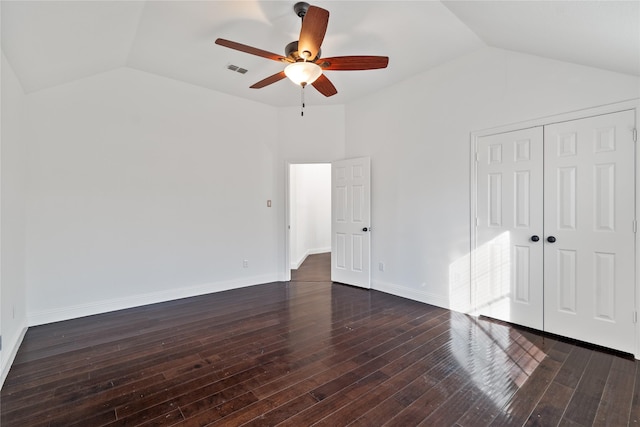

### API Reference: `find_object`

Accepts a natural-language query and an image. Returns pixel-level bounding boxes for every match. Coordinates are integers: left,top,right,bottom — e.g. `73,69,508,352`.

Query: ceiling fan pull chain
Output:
301,84,305,116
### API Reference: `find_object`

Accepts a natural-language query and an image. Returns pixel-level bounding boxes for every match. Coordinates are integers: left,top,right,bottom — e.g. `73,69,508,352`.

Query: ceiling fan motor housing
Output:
285,41,321,62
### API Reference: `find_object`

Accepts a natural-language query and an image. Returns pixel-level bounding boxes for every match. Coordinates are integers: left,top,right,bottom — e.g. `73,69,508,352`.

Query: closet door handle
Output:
530,235,540,242
547,236,556,243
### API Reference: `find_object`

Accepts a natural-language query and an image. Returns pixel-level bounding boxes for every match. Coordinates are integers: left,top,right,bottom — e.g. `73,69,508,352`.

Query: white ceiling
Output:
2,1,638,108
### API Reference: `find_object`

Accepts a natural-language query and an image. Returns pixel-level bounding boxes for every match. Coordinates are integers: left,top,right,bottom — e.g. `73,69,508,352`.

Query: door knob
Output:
362,227,369,232
547,236,556,243
531,235,540,242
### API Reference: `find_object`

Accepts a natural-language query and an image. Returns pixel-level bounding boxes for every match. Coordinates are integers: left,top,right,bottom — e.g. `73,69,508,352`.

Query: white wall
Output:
345,47,640,310
24,68,281,324
1,54,28,384
277,106,346,162
289,163,331,269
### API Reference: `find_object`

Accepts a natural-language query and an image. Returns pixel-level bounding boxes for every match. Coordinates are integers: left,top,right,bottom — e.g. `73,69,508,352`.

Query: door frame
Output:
469,99,640,359
284,161,332,282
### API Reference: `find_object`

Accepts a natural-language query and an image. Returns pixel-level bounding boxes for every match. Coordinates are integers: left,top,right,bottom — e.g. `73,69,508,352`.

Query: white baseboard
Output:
372,279,450,310
290,247,330,270
27,274,279,327
1,322,28,389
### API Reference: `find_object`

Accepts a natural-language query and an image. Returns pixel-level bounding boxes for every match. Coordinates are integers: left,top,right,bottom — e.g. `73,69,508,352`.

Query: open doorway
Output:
287,163,331,282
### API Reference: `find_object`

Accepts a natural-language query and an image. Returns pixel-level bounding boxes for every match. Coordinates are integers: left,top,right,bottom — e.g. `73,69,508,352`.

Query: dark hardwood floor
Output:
2,253,639,426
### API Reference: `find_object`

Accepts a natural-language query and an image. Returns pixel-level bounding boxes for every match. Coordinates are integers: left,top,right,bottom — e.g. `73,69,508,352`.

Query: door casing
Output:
284,158,371,288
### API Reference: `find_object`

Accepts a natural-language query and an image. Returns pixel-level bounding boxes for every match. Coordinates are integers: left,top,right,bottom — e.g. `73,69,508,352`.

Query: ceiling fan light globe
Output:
284,62,322,86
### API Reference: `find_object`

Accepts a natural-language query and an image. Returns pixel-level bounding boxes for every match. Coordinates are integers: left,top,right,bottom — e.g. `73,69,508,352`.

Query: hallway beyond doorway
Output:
291,252,330,282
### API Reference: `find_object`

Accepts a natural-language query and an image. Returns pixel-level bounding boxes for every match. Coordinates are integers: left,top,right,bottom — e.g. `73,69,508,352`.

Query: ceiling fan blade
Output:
298,6,329,61
318,56,389,71
215,38,286,62
312,74,337,97
250,71,287,89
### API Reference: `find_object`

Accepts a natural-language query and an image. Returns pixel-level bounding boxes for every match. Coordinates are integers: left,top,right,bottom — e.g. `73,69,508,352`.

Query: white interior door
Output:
331,157,371,288
475,127,544,330
544,110,636,354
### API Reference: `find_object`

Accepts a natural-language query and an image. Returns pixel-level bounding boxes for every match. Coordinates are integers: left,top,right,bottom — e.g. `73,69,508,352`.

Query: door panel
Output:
475,127,544,329
544,110,636,354
331,157,371,288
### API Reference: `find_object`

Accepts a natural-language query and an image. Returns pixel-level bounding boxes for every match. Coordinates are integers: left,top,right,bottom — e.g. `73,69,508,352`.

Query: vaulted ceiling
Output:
2,1,638,107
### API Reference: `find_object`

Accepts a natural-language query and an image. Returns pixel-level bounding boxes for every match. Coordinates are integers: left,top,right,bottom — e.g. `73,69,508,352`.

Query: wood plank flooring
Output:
2,253,639,426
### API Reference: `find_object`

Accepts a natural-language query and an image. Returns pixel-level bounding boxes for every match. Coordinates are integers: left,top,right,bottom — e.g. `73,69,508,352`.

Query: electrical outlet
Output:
243,260,249,268
378,262,385,272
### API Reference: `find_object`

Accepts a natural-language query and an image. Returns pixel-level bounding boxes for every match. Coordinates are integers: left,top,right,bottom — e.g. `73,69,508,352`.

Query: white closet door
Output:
544,110,636,354
475,127,544,330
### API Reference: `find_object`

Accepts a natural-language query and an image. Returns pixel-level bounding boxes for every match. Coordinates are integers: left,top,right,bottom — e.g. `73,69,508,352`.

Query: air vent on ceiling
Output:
226,64,248,74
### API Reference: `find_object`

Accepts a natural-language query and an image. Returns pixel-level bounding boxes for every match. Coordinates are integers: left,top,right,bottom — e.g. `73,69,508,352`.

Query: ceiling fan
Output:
215,2,389,98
